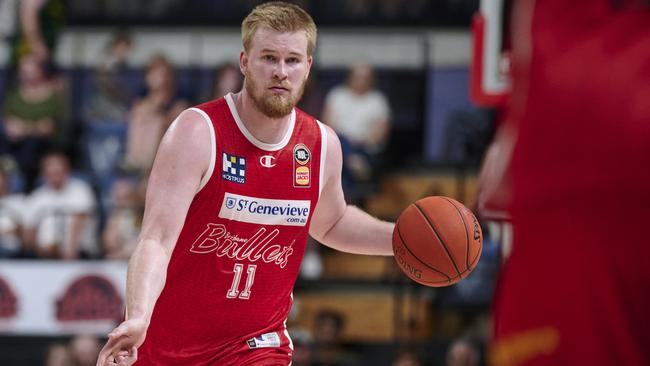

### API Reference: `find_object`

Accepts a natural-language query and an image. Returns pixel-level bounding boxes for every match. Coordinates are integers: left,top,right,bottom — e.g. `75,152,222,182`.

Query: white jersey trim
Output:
225,93,296,152
284,293,294,352
316,121,328,198
188,107,216,192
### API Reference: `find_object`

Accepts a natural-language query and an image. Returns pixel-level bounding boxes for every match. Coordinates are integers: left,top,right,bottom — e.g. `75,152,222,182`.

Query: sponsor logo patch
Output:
219,193,310,227
295,166,310,186
247,332,281,349
222,152,246,184
293,143,311,188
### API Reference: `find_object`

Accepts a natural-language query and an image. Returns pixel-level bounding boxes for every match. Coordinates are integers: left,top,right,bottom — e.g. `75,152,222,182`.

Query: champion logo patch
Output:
259,155,277,168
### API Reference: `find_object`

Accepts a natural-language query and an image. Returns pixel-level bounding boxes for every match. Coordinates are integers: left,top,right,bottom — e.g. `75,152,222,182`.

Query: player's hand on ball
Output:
96,318,147,366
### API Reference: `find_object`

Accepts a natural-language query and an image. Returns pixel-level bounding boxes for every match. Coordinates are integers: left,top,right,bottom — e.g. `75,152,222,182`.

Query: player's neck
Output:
233,90,292,145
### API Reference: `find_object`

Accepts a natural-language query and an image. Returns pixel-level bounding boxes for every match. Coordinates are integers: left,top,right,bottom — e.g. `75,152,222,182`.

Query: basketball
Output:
393,196,483,287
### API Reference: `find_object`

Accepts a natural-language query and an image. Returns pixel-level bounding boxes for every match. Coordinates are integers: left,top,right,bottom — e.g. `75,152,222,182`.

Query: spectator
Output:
11,0,65,64
45,342,72,366
298,70,325,119
123,54,189,173
0,159,25,258
68,334,101,366
392,349,423,366
1,53,67,190
291,328,314,366
102,178,142,260
23,151,97,259
323,62,390,197
210,62,243,100
312,309,359,366
446,338,480,366
82,31,134,123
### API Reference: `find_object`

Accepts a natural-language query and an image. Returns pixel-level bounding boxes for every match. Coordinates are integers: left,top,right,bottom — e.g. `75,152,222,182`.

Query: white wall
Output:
2,28,470,68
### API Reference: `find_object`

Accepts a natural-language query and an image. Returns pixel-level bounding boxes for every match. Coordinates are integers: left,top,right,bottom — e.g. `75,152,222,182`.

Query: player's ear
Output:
240,51,248,74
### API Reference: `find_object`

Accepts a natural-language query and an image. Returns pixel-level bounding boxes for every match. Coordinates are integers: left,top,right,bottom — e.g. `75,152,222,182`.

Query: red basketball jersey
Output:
137,94,327,365
492,1,650,365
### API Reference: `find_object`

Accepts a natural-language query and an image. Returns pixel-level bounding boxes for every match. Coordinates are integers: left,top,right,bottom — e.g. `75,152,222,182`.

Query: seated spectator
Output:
68,334,101,366
392,350,423,366
312,309,359,366
45,342,72,366
102,178,142,260
323,62,390,198
446,338,480,366
1,53,67,190
23,151,98,259
210,62,243,100
0,159,26,258
82,31,134,123
123,54,189,173
298,70,325,119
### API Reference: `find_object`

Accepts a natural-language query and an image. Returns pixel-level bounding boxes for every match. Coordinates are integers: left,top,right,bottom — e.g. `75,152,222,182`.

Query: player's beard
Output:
244,70,306,118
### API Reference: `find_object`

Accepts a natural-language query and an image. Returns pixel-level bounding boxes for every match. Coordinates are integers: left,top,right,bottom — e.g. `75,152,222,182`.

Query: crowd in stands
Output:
0,31,393,261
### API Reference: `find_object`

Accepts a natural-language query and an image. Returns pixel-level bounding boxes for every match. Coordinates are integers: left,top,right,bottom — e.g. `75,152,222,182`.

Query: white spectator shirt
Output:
0,193,26,251
24,178,98,255
324,86,391,146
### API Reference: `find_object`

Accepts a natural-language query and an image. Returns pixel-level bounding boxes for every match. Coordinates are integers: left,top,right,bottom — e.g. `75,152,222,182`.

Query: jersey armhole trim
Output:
316,120,328,198
189,107,216,192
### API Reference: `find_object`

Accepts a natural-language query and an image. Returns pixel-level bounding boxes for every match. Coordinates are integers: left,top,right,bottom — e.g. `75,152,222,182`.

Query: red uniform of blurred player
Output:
491,1,650,365
96,3,395,365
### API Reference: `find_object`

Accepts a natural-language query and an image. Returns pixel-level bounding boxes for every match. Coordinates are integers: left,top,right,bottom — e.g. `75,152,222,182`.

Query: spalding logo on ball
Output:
393,196,483,287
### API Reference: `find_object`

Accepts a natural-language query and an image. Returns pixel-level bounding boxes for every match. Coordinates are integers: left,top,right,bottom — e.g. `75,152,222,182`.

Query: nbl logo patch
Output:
222,152,246,184
293,144,311,188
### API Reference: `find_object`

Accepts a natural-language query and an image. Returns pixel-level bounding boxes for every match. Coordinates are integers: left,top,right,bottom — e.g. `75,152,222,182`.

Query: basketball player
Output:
96,3,394,365
489,1,650,365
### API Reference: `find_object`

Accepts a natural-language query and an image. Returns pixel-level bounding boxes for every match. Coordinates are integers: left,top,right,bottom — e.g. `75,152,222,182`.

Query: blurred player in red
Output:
96,2,394,365
490,0,650,365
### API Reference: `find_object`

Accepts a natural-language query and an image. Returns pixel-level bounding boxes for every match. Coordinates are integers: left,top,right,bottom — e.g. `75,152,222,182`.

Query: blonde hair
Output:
241,2,317,56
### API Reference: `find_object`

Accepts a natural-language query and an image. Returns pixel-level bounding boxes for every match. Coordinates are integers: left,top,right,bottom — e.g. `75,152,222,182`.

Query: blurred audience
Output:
102,177,142,260
298,70,325,119
210,62,243,100
82,31,135,123
312,309,359,366
22,151,97,259
45,342,72,366
291,328,314,366
11,0,65,64
68,334,101,366
392,349,423,366
0,159,25,258
323,61,390,199
123,54,189,173
446,338,480,366
1,53,67,191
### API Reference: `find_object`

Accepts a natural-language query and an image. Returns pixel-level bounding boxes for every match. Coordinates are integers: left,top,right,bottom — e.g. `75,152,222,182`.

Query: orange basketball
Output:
393,196,483,287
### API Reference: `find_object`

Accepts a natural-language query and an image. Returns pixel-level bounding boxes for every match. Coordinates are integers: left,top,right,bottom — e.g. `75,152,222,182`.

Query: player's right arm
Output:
97,109,211,366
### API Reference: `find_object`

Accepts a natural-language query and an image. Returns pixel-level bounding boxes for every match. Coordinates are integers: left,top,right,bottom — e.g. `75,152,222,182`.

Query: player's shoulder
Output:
191,96,229,117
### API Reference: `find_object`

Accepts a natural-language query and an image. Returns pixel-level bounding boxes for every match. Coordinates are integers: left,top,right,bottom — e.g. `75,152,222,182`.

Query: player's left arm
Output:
309,125,394,256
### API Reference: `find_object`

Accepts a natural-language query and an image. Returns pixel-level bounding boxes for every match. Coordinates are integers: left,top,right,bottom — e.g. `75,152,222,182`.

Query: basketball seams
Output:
441,197,471,272
395,222,451,282
413,203,462,278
